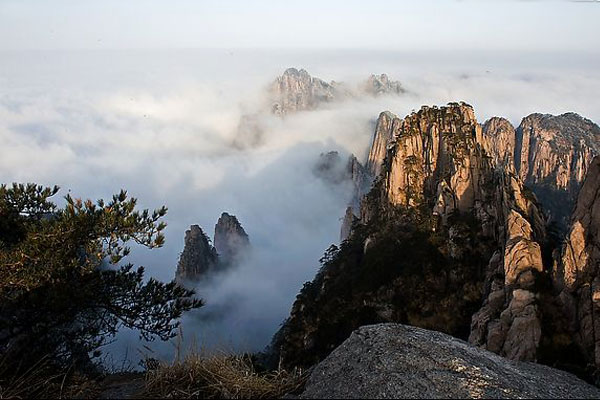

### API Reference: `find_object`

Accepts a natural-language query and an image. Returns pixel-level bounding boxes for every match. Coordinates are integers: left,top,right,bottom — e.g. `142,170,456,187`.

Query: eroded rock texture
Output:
298,324,600,399
269,103,600,382
273,103,548,368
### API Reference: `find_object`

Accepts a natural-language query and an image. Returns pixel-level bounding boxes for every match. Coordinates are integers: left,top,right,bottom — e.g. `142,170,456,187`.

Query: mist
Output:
1,48,599,366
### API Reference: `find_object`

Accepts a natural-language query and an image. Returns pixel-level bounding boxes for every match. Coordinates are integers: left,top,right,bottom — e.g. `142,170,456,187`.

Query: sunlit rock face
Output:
380,103,487,213
272,103,549,368
515,113,600,230
267,102,600,381
214,212,250,266
482,117,517,172
554,156,600,368
175,225,219,284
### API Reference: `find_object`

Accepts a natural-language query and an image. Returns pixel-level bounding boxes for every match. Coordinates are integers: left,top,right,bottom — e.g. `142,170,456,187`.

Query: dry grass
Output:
0,357,99,399
141,352,307,399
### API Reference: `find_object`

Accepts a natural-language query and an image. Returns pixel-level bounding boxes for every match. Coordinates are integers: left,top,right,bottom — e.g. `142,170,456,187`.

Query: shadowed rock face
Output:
313,151,372,242
516,113,600,231
175,213,250,283
554,156,600,368
214,212,250,265
298,324,600,399
480,113,600,232
175,225,218,284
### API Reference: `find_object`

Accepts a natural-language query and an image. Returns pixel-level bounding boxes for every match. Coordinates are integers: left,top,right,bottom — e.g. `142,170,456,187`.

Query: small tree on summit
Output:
0,183,202,372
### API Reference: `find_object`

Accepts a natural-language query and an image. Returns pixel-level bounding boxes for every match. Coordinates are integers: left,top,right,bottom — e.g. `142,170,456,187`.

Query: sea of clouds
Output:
1,48,599,367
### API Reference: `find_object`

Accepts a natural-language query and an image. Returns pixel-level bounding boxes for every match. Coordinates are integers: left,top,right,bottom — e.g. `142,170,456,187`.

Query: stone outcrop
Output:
269,68,406,116
554,156,600,368
175,225,219,283
380,103,488,212
214,212,250,265
365,111,398,178
298,324,600,399
175,213,250,282
362,73,405,96
345,154,371,213
468,173,547,362
270,68,342,115
482,117,517,172
234,68,406,148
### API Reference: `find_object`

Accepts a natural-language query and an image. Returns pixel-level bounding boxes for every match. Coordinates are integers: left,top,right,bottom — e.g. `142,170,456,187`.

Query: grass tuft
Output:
141,352,307,399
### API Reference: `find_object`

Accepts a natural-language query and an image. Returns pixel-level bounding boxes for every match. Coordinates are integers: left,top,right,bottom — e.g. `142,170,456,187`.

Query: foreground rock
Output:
298,324,600,399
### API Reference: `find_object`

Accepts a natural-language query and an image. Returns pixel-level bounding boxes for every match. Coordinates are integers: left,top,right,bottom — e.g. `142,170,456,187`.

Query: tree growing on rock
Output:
0,183,202,373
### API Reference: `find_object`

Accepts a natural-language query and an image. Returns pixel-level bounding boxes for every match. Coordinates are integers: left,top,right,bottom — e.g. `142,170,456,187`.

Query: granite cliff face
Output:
175,213,249,283
271,103,600,382
366,111,398,178
482,117,517,172
274,103,548,368
516,113,600,231
175,225,218,284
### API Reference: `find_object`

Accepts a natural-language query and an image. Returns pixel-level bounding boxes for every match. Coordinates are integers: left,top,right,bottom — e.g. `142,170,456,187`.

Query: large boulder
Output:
298,324,600,399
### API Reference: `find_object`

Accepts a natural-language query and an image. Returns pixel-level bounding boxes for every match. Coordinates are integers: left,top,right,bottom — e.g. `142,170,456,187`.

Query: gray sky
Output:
0,0,598,51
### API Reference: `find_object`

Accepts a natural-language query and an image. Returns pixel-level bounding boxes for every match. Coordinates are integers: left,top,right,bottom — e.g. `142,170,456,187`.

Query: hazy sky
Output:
1,0,598,51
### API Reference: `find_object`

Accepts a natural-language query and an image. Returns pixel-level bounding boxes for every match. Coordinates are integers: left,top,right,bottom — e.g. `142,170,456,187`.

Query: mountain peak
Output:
214,212,250,265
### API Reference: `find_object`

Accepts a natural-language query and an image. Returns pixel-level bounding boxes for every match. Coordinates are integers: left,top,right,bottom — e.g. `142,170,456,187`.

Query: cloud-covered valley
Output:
1,48,599,365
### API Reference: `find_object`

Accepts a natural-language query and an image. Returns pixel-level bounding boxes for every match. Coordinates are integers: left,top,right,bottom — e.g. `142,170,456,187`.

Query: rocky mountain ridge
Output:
483,112,600,231
270,68,406,115
270,102,600,383
233,68,405,149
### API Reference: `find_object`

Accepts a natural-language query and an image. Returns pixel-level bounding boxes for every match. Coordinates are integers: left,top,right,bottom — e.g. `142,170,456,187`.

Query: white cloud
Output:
0,49,598,363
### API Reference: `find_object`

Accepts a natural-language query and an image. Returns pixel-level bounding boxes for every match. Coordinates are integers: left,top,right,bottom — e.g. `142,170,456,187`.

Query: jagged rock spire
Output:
214,212,250,265
175,225,218,284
